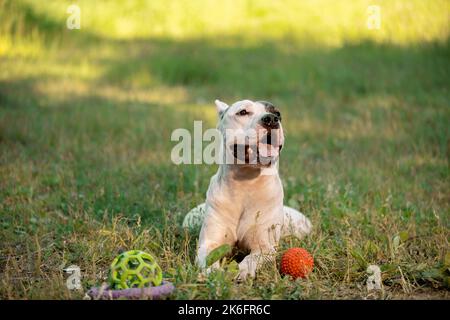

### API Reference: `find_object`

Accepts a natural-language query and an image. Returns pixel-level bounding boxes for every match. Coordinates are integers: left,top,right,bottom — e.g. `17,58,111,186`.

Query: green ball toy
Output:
108,250,163,289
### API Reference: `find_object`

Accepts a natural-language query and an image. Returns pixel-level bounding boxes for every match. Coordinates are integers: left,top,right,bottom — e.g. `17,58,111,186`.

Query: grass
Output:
0,0,449,299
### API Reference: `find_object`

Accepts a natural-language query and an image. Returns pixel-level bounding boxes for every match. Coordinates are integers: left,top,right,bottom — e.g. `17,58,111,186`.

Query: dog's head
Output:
215,99,284,166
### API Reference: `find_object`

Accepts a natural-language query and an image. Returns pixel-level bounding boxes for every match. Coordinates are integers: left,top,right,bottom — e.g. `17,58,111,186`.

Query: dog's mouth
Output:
258,131,283,158
230,131,283,165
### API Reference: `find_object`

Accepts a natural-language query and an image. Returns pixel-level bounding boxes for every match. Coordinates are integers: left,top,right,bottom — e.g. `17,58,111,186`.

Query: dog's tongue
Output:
258,143,279,158
258,134,280,158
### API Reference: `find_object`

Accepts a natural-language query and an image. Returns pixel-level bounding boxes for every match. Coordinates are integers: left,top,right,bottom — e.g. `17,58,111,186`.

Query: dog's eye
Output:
237,109,248,116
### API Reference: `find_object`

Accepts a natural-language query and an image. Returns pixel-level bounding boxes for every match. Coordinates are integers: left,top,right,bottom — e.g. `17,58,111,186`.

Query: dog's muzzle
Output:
260,114,280,130
230,129,283,166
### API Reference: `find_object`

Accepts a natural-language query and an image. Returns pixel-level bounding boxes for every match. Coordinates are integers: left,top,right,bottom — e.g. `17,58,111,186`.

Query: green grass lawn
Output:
0,0,449,299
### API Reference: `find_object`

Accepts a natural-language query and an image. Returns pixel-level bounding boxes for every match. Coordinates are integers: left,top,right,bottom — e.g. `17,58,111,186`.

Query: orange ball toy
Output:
280,247,314,279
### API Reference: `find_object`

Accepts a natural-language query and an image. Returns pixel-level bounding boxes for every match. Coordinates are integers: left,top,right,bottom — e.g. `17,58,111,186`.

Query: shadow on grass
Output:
4,0,449,102
97,36,449,102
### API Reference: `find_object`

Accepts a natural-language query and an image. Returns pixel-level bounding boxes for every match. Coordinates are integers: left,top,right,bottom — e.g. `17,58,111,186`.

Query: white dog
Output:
187,99,312,280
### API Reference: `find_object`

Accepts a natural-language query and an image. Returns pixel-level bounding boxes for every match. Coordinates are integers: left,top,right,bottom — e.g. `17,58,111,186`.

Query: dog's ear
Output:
215,99,228,117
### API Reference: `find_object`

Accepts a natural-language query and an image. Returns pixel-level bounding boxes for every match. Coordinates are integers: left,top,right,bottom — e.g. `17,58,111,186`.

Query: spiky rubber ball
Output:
280,247,314,279
108,250,162,289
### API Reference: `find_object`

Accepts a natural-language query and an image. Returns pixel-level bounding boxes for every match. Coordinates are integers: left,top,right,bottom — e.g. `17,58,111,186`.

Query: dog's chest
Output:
219,175,283,218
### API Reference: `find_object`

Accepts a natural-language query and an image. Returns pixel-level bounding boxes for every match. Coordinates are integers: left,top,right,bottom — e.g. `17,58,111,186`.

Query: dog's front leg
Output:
196,208,236,271
237,229,280,280
237,213,283,280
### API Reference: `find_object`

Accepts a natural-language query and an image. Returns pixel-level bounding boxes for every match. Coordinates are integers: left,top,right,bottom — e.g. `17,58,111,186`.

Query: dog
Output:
191,99,312,280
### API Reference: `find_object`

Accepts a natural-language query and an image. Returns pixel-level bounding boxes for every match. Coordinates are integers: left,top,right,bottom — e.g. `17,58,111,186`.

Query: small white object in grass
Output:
182,203,207,230
63,265,82,290
367,265,382,291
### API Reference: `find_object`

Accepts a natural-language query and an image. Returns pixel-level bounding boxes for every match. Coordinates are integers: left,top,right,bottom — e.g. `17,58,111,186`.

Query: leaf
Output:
225,260,239,280
206,244,232,267
226,260,239,274
399,231,409,242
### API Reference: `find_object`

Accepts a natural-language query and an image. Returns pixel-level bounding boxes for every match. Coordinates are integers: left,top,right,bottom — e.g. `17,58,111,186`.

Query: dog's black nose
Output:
260,113,280,129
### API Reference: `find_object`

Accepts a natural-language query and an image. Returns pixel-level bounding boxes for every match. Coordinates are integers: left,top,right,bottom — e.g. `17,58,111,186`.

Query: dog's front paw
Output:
236,257,257,281
236,267,253,282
